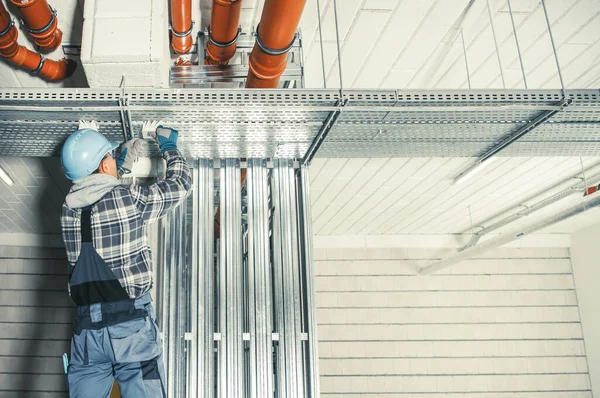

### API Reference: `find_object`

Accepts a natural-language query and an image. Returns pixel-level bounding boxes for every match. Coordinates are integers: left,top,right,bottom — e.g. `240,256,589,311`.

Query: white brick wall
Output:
0,246,72,397
314,247,593,397
571,223,600,396
80,0,170,88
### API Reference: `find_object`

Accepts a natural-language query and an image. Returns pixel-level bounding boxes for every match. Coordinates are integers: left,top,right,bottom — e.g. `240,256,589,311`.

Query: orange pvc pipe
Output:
0,1,75,81
9,0,62,52
205,0,241,65
246,0,306,88
170,0,193,54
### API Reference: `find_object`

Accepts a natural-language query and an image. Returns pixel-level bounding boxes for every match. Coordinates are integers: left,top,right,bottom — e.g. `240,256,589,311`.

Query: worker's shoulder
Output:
110,183,141,197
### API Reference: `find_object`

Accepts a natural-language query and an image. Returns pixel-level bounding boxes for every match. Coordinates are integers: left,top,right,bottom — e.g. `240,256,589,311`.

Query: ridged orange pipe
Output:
205,0,241,65
170,0,193,54
246,0,306,88
0,1,75,80
9,0,62,52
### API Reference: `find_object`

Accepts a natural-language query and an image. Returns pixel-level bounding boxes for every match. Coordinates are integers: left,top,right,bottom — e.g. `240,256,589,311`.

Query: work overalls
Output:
67,207,166,398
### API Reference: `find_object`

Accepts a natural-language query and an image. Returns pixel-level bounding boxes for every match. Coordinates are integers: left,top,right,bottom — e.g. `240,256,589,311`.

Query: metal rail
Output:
1,88,599,159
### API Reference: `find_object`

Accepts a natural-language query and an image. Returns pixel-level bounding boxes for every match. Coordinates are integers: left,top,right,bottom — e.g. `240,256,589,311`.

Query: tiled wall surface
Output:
0,244,591,396
314,246,592,397
0,246,72,397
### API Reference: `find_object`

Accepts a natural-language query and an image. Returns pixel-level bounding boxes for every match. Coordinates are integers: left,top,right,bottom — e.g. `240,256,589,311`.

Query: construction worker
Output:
60,122,192,397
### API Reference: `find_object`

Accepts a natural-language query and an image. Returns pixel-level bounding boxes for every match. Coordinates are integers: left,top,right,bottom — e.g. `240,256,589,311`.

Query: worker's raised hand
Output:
142,121,179,153
117,138,144,176
155,126,178,152
154,127,179,152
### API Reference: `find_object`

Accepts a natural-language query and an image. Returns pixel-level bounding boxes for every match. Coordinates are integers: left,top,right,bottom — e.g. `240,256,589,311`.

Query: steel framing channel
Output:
163,201,187,398
303,99,346,165
219,159,243,398
454,97,572,182
190,159,215,397
270,163,287,397
246,159,274,398
297,165,321,398
272,160,305,397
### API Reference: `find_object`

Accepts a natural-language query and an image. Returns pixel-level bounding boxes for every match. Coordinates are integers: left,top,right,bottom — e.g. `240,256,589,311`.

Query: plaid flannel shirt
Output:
61,149,192,299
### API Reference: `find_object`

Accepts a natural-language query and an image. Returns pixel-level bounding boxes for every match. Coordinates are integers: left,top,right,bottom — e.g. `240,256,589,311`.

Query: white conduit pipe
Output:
419,192,600,275
462,164,600,250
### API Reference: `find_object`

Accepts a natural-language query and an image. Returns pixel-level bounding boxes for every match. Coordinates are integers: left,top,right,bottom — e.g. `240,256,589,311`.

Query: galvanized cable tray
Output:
0,88,599,158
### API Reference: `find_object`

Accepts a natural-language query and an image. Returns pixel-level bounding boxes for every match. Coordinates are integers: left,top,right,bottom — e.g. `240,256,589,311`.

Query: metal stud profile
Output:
151,160,320,397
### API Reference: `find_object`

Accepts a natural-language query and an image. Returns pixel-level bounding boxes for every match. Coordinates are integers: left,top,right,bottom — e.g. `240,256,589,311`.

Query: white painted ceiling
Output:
299,0,600,89
0,0,599,237
309,156,600,236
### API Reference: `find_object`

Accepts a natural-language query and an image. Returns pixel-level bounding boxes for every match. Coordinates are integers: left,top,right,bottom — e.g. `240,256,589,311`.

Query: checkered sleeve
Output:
130,149,193,223
61,204,81,267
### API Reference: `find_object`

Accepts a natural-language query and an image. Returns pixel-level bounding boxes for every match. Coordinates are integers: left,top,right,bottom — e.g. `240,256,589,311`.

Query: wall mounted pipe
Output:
246,0,306,88
461,162,600,250
205,0,241,65
9,0,62,52
170,0,193,54
0,1,75,80
420,193,600,276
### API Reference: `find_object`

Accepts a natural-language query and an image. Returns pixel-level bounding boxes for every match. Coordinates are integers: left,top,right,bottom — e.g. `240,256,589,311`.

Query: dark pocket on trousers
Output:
108,317,161,363
69,330,88,366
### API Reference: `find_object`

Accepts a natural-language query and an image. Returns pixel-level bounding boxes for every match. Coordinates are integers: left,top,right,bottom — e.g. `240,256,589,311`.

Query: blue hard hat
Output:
61,129,119,180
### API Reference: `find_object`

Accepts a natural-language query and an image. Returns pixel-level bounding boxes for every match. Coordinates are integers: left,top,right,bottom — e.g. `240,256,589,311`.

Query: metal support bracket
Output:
118,77,134,141
207,25,241,48
169,21,195,38
454,97,572,182
0,19,14,37
254,24,297,56
20,4,57,35
32,55,46,74
302,98,348,165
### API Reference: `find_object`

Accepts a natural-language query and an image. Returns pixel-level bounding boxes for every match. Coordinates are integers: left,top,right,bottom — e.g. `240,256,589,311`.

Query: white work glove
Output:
78,120,99,131
142,120,179,153
117,138,144,176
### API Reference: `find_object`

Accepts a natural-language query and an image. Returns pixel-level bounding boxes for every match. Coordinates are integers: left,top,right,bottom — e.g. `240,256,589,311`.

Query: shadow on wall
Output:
11,157,74,396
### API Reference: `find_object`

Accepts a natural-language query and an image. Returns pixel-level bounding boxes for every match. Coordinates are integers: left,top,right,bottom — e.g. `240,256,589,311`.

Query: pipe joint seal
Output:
169,21,195,38
20,4,57,35
207,26,241,48
33,55,45,74
0,19,14,37
255,24,296,56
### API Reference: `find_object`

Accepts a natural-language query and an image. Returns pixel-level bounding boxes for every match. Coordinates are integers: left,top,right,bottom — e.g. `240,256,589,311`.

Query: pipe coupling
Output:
33,55,45,74
20,4,56,35
255,24,296,56
0,19,14,37
207,26,241,48
169,22,195,38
